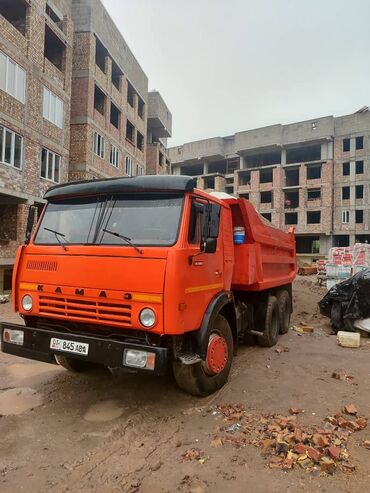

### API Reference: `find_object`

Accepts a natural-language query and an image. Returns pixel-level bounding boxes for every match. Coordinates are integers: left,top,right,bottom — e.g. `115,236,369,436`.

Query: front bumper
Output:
0,322,169,376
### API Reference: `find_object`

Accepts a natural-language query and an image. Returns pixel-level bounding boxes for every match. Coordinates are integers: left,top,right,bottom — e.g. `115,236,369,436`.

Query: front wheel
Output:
172,314,233,397
55,355,100,373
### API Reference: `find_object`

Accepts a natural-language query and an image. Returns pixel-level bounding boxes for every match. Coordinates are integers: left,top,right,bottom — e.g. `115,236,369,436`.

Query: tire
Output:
55,355,100,373
258,296,280,347
277,290,291,334
330,301,342,333
172,314,233,397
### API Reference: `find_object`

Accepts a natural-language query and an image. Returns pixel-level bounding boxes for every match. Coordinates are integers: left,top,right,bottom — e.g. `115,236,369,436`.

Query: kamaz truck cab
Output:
1,175,296,396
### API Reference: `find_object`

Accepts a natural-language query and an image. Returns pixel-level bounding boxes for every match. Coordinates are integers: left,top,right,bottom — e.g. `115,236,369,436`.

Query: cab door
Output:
181,197,225,331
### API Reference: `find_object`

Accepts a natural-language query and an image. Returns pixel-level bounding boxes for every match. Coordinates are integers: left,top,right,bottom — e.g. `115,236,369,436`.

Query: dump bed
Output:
224,197,296,291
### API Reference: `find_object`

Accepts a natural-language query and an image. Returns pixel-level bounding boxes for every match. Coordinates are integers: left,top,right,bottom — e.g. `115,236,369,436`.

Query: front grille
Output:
27,260,58,271
39,295,132,327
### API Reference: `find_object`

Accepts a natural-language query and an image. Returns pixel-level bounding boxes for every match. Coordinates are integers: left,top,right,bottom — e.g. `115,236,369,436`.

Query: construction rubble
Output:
199,403,369,475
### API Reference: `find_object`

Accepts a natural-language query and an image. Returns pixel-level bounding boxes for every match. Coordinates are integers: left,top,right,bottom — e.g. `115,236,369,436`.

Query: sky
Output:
101,0,370,147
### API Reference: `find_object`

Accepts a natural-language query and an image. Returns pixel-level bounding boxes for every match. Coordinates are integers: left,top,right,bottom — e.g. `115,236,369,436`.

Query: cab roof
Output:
44,175,196,200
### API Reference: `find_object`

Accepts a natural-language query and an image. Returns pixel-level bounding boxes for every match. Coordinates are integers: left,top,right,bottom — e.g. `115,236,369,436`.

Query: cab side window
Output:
188,201,204,244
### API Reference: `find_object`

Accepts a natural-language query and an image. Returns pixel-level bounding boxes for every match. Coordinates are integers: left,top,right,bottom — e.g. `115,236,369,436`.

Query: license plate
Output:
50,338,89,356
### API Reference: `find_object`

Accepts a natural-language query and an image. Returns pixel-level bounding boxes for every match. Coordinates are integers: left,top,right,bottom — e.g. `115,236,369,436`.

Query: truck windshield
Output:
34,194,184,247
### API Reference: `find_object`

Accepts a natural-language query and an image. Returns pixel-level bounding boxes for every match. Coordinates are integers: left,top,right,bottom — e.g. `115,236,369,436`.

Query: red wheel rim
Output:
206,334,228,374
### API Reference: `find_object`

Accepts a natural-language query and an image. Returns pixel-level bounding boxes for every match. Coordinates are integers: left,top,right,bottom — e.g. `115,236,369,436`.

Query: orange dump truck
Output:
1,176,296,395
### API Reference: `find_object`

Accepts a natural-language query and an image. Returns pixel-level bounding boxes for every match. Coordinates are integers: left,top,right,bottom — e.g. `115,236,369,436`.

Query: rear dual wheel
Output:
258,291,291,346
172,314,233,397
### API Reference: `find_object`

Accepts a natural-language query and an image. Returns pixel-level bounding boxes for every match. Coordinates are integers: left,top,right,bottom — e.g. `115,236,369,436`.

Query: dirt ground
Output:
0,277,369,493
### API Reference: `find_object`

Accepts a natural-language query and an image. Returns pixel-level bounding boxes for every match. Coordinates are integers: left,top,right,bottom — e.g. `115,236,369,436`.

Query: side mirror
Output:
25,205,37,245
201,237,217,254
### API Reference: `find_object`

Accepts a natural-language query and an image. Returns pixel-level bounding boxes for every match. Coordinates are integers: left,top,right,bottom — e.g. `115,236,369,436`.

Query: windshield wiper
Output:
44,227,68,251
102,229,143,255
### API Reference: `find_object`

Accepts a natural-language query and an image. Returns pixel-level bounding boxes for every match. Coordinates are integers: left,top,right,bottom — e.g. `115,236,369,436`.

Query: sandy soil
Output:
0,277,369,493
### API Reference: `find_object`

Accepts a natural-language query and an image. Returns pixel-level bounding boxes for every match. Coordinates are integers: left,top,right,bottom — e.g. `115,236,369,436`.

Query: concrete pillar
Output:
197,177,204,190
214,176,226,192
203,161,208,174
327,141,334,160
281,148,286,166
239,156,245,169
321,143,328,160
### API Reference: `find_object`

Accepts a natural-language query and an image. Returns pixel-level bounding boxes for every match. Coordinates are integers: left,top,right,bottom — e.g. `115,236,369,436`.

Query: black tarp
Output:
319,268,370,332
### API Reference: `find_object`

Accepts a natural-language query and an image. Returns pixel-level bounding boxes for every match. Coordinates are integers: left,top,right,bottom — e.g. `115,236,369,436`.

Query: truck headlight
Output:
22,295,33,311
124,349,156,370
139,308,156,328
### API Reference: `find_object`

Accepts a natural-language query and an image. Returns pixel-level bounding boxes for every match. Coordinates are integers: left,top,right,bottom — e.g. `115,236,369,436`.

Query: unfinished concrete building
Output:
0,0,74,292
146,91,172,175
169,109,370,260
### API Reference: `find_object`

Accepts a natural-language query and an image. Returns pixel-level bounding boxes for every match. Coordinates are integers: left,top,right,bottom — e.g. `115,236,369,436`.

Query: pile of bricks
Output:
208,403,367,475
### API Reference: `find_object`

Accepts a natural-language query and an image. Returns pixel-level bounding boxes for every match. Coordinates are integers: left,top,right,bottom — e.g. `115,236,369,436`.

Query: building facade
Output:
145,91,172,175
69,0,148,182
0,0,172,293
169,109,370,258
0,0,73,292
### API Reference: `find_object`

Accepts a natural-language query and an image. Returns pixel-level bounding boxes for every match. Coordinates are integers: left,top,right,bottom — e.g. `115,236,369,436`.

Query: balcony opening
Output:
260,191,272,204
94,85,105,115
356,185,364,199
342,139,350,152
126,120,134,143
181,163,203,176
355,234,370,244
356,136,364,150
307,188,321,200
111,59,123,90
0,204,18,241
333,235,349,247
285,212,298,225
239,171,251,186
137,131,144,151
285,167,299,187
138,97,145,119
286,144,321,164
306,164,322,180
226,158,239,174
159,152,164,166
307,211,321,224
3,268,13,291
204,176,215,189
356,210,364,224
259,169,273,184
110,102,120,129
261,213,271,222
209,160,226,174
44,24,65,71
296,236,320,254
342,186,350,200
46,3,63,31
95,36,107,73
239,193,249,200
0,0,28,35
285,191,299,208
356,161,364,174
245,151,280,168
127,82,135,108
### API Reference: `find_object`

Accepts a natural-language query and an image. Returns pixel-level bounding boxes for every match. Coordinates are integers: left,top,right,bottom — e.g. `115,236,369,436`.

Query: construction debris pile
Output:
204,403,368,475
